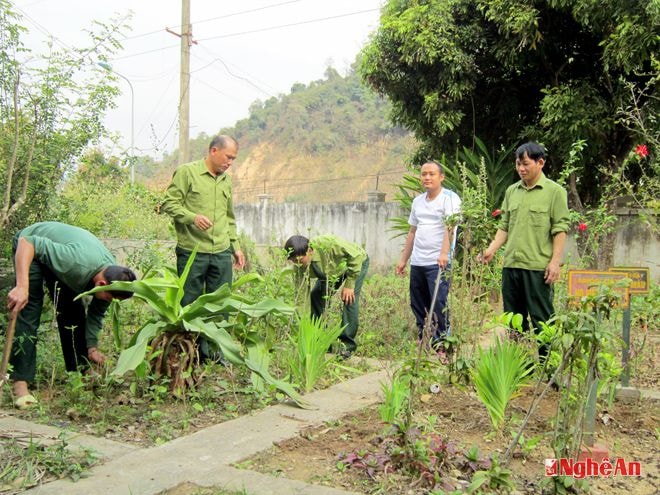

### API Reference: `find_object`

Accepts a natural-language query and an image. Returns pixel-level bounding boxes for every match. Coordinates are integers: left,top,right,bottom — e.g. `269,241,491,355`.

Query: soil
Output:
240,384,659,494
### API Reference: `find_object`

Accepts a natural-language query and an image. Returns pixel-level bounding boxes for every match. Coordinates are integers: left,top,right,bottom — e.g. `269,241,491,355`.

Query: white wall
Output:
235,199,407,269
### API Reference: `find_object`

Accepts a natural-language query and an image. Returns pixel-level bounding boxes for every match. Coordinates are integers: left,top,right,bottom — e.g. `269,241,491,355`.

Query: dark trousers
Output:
10,262,88,383
176,247,233,306
176,247,233,358
502,267,554,358
310,257,369,352
410,265,451,345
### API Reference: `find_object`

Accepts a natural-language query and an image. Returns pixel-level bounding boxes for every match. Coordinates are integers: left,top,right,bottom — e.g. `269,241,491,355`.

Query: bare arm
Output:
395,227,416,275
545,232,566,283
480,229,508,264
438,226,452,269
7,237,35,314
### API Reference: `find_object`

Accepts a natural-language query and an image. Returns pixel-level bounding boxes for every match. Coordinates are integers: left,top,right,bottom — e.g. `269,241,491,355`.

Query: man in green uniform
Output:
161,135,245,305
284,234,369,358
161,135,245,360
6,222,136,408
480,142,570,358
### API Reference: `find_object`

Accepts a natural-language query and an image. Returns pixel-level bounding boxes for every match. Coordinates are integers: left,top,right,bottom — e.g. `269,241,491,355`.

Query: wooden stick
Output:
0,312,18,387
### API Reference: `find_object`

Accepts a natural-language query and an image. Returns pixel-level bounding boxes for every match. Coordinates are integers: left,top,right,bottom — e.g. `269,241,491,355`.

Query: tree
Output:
359,0,659,209
0,1,128,245
50,148,171,240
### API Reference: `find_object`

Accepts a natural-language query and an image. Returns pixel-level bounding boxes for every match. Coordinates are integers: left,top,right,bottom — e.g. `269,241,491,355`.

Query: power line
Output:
13,5,73,53
134,73,178,142
197,8,380,42
233,169,405,194
235,168,405,186
112,43,179,61
191,52,276,98
198,45,282,95
192,76,241,101
120,0,305,41
114,7,380,61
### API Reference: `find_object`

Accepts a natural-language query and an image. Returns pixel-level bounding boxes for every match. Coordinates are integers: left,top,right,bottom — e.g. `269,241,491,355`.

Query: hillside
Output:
145,67,415,203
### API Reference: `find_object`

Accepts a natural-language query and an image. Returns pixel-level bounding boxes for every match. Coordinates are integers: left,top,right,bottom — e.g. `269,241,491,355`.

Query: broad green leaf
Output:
78,280,177,323
111,320,166,376
188,318,244,365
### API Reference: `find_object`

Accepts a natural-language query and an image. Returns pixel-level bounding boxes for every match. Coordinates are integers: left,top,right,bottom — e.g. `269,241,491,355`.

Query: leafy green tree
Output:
360,0,659,208
0,1,128,247
50,148,171,240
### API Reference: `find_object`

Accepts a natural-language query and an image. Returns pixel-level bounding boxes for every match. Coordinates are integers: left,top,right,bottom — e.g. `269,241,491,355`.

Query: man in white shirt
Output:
395,161,462,354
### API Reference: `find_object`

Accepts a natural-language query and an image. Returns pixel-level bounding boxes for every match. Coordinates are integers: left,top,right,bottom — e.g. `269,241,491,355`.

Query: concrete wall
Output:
235,200,659,277
98,202,658,278
234,198,407,268
611,208,659,275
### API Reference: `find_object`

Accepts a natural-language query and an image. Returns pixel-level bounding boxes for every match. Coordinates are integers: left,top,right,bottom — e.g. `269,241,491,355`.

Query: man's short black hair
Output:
103,265,137,300
516,141,546,161
422,160,444,174
284,235,309,260
209,134,238,151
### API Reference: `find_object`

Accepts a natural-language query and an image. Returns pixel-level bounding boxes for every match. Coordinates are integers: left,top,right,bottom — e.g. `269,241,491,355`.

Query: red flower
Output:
578,222,588,232
635,144,649,158
491,209,502,217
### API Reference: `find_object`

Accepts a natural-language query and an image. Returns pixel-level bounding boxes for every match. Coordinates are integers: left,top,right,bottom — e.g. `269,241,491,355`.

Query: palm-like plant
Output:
287,315,344,393
471,338,534,430
443,138,517,212
79,250,310,408
389,138,516,238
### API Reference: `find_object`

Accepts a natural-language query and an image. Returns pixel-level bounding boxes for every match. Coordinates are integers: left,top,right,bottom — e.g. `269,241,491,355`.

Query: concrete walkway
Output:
0,359,393,495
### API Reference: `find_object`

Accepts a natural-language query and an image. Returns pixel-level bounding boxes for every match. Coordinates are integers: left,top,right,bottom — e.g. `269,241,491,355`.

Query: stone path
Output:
0,359,394,495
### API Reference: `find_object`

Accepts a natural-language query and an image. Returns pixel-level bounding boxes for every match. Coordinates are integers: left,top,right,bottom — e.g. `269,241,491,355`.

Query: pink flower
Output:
491,209,502,218
635,144,649,158
578,222,588,232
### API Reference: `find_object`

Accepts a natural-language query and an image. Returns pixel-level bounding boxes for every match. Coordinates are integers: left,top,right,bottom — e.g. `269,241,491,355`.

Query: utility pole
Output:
178,0,191,164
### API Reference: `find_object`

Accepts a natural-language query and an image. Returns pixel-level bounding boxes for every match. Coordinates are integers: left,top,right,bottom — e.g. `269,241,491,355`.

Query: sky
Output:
13,0,384,159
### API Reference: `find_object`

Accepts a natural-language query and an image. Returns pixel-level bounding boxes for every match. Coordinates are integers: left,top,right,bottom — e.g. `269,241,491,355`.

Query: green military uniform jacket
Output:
161,159,240,254
499,173,570,270
18,222,115,347
295,235,367,289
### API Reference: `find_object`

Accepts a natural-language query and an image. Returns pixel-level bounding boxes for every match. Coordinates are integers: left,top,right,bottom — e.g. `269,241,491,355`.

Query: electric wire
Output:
197,8,380,42
120,0,305,41
233,169,405,195
114,7,380,60
191,52,276,98
197,44,281,95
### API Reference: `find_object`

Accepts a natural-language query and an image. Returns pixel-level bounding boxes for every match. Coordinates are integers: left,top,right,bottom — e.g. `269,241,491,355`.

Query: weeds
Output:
0,432,98,493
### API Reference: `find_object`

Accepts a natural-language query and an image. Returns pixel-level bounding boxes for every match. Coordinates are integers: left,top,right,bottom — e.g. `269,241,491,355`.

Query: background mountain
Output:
141,66,415,203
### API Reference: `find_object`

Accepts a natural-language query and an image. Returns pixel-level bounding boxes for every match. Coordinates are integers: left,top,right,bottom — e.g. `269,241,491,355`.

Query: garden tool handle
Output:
0,311,18,387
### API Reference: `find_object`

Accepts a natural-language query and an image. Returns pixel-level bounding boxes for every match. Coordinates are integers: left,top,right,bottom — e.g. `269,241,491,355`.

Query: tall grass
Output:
379,372,410,424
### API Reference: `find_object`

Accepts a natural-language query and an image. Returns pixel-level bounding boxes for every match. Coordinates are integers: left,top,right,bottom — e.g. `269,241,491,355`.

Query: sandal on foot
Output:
14,394,38,410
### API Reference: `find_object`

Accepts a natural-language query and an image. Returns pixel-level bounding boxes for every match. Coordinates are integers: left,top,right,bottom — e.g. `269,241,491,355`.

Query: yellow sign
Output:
609,267,650,295
567,270,630,308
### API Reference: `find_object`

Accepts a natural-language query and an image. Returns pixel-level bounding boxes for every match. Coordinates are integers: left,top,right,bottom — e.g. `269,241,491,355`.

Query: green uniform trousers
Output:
176,247,233,359
175,247,233,306
310,256,369,352
10,258,89,382
502,267,554,358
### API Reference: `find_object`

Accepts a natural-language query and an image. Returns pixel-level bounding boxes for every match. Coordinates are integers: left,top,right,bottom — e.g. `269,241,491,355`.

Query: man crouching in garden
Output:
6,221,136,409
284,234,369,359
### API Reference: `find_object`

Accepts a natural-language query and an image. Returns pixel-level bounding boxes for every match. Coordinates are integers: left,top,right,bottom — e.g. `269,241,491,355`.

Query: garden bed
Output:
238,384,658,494
0,356,373,447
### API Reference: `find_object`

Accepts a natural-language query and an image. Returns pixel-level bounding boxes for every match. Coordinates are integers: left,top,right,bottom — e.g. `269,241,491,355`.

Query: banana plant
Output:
78,249,311,408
